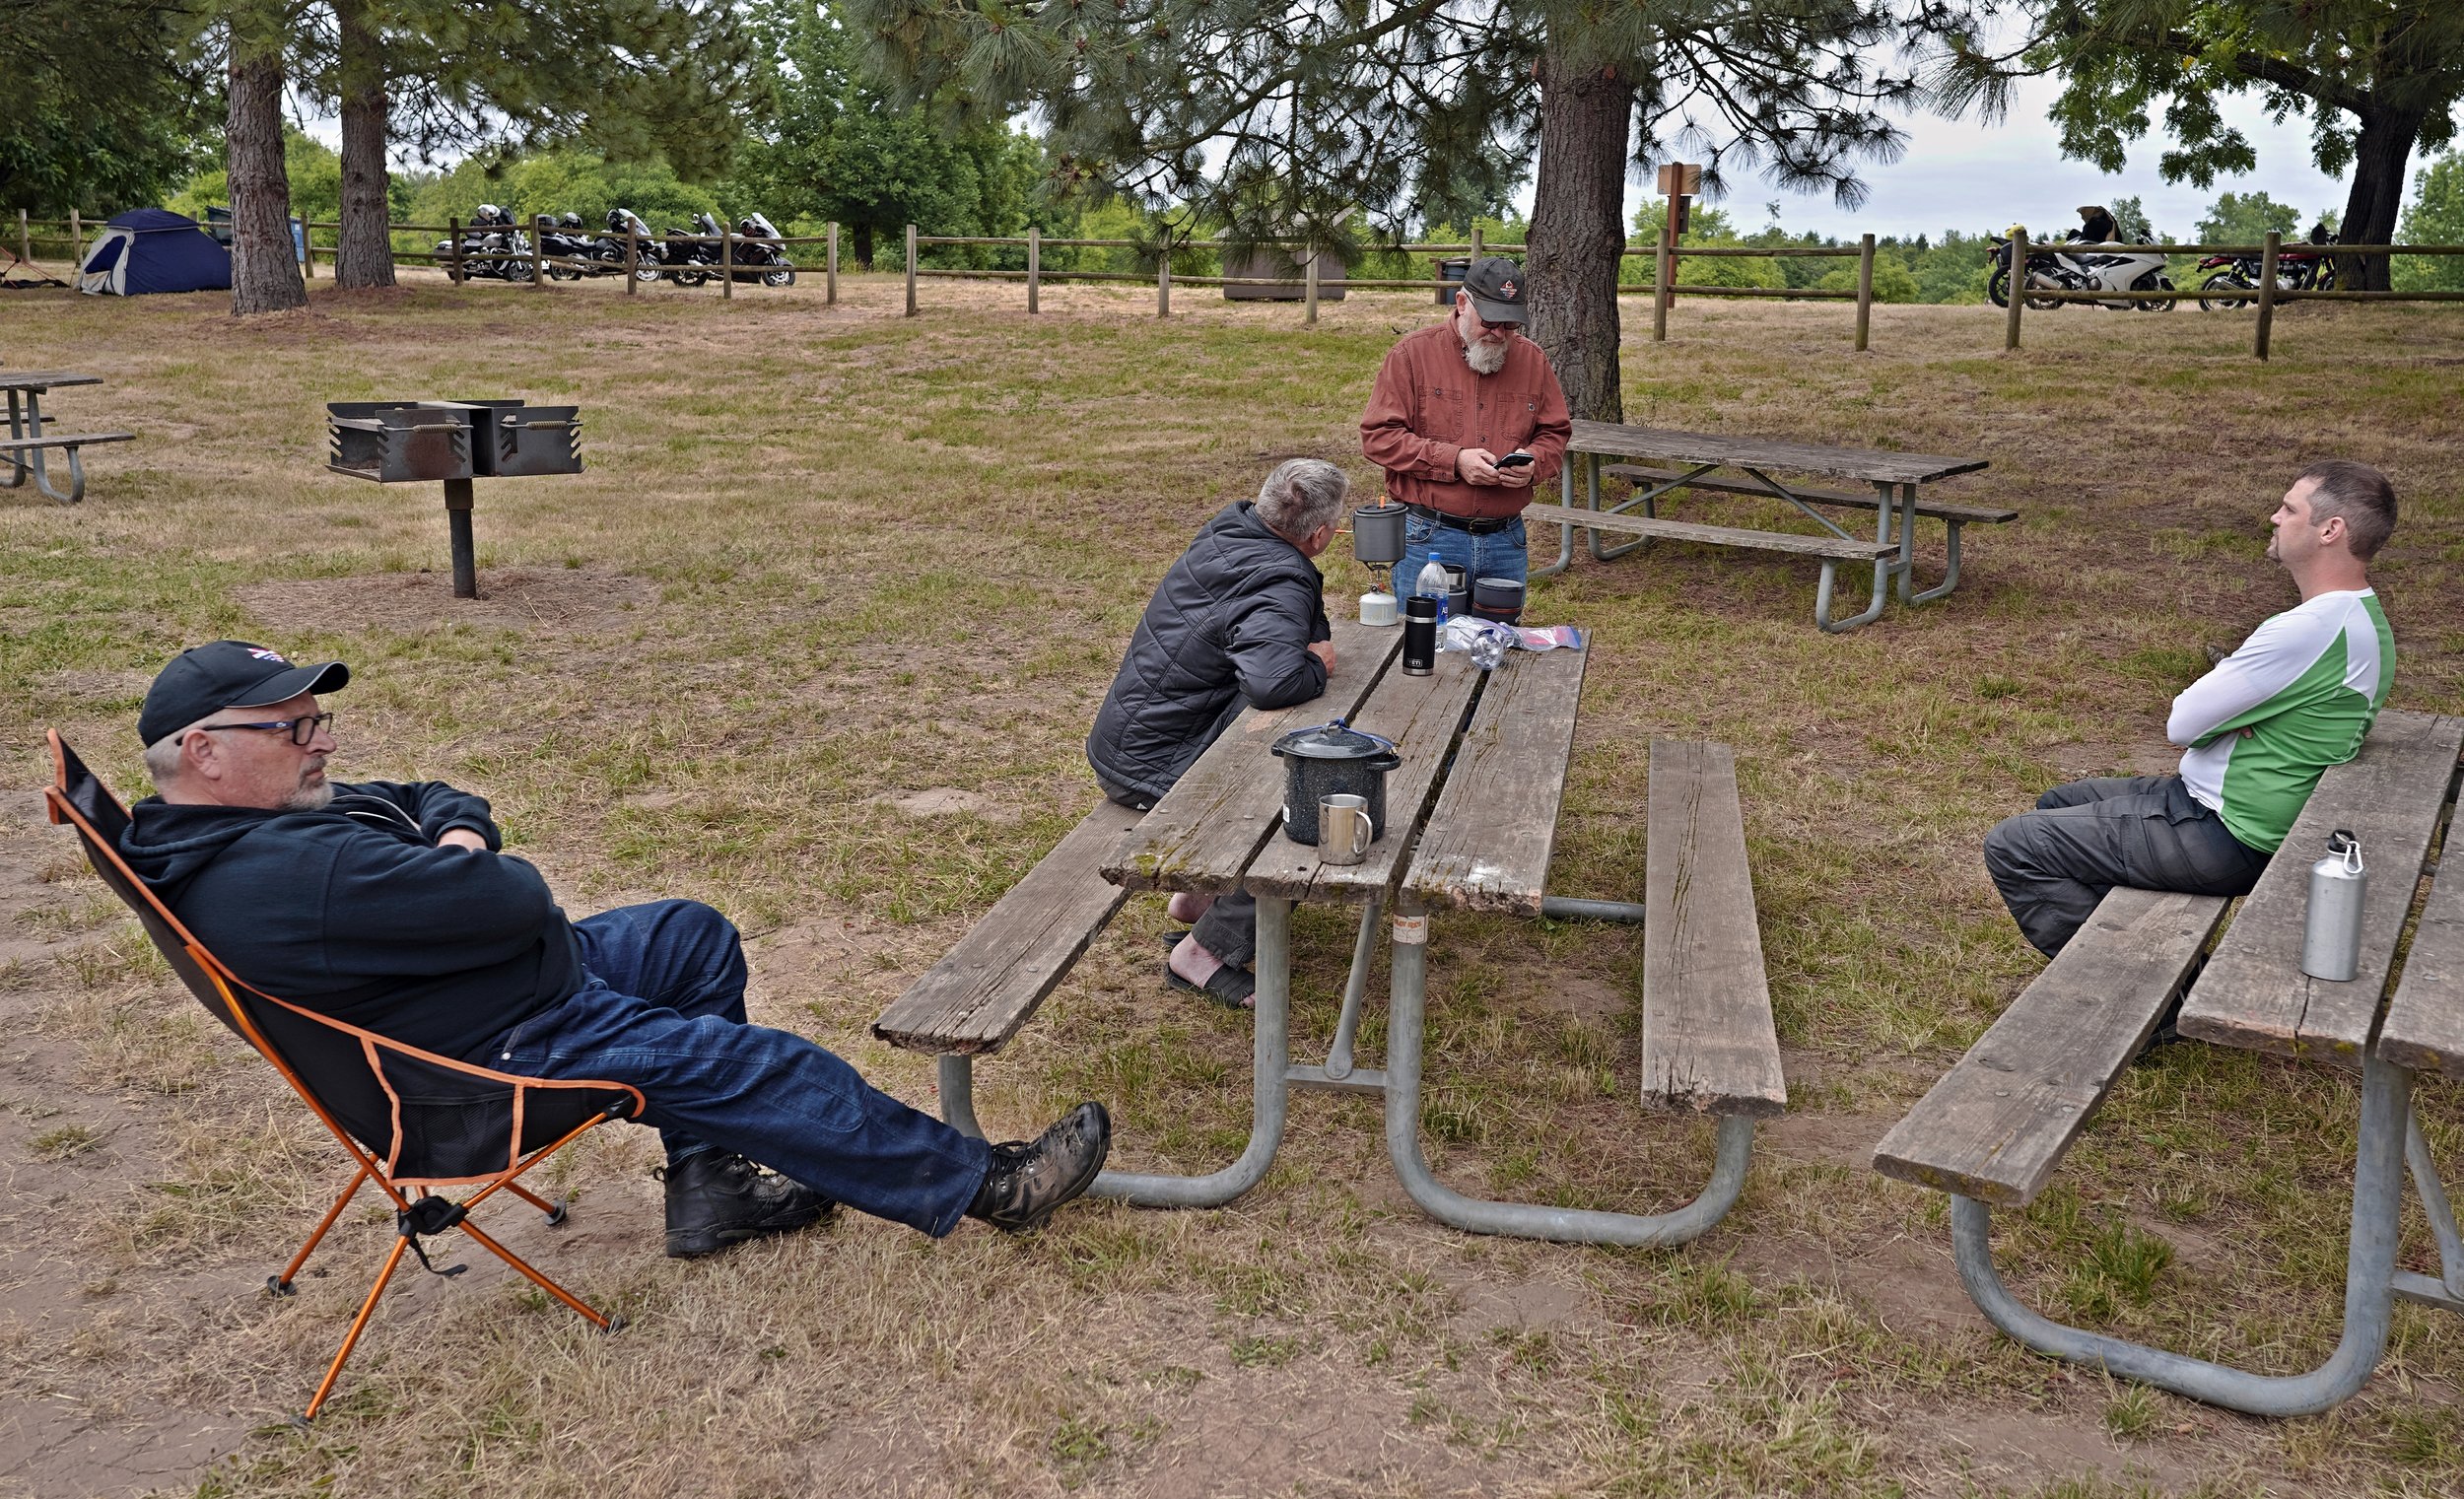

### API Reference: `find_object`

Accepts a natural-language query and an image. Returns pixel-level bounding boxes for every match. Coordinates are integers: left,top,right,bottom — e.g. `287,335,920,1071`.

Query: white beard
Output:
284,780,335,812
1460,333,1508,375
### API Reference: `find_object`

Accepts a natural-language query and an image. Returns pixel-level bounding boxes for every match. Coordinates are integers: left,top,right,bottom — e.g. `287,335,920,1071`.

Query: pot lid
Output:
1272,717,1398,761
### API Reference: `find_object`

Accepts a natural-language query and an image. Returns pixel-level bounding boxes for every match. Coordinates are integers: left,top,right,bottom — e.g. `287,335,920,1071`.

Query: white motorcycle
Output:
2039,233,2177,311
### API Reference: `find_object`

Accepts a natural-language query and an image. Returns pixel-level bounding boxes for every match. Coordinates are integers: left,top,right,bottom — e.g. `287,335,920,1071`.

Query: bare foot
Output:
1166,891,1216,923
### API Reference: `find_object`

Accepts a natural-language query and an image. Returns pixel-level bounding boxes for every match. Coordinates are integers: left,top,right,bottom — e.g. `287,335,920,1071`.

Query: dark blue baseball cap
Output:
139,641,349,746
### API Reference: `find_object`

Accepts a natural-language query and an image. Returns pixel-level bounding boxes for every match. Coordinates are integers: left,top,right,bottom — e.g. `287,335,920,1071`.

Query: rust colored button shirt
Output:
1360,322,1573,520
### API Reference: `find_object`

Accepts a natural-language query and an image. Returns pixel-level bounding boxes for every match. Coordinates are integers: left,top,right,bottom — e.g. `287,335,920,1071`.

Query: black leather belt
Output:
1404,504,1518,535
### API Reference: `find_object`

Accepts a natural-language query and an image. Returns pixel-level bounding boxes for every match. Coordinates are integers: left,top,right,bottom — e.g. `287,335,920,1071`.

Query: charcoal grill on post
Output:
325,399,583,597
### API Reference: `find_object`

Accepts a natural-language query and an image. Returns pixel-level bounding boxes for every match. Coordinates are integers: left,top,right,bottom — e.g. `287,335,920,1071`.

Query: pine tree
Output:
843,0,1934,420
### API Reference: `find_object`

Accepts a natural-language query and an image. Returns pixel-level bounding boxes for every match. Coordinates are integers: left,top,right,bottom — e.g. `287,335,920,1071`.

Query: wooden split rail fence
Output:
17,209,2464,360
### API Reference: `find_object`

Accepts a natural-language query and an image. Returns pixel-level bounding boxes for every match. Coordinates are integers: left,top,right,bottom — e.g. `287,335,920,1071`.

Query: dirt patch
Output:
233,566,654,637
872,787,1017,822
1520,973,1627,1024
2043,737,2185,782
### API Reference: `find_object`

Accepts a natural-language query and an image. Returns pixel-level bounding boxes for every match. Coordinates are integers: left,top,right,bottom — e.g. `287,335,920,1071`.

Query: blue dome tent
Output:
78,209,233,296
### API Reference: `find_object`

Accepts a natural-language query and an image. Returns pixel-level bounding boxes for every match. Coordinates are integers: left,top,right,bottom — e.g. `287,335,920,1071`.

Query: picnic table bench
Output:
3,371,133,505
1533,420,1994,633
878,624,1790,1245
1873,708,2464,1415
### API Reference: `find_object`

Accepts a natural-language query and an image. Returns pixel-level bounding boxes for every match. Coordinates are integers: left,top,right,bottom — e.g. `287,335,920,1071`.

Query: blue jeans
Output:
1400,512,1529,609
481,900,991,1237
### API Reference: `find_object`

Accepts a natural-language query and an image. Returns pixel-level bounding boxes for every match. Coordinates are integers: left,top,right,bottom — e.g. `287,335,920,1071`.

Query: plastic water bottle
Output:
1413,555,1451,624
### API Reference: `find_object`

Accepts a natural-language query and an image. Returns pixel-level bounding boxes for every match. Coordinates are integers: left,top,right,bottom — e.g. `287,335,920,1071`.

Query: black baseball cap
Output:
139,641,350,747
1460,256,1528,323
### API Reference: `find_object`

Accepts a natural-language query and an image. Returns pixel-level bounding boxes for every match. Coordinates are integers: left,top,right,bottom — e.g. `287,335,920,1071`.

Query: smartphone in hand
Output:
1494,451,1535,469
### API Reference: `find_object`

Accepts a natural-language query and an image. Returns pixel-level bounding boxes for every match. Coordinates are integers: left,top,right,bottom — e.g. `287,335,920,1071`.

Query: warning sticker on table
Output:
1392,915,1428,944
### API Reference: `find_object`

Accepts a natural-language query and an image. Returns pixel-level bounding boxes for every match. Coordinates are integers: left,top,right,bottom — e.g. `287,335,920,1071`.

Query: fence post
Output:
303,220,316,278
625,226,638,295
720,223,733,301
1653,233,1673,342
1305,244,1320,326
1470,225,1482,264
69,210,80,262
2004,230,2024,350
448,215,464,285
826,223,839,306
1854,233,1876,352
1026,226,1039,313
1157,238,1171,317
17,210,29,266
530,216,546,289
2254,231,2281,362
905,224,918,315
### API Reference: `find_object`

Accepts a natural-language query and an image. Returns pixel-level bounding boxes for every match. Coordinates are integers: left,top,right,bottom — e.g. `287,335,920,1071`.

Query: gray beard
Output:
1460,333,1508,375
283,781,335,812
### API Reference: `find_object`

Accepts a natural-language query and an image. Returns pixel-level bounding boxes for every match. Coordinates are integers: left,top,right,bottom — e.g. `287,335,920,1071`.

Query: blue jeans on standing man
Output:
1399,511,1530,608
477,900,991,1236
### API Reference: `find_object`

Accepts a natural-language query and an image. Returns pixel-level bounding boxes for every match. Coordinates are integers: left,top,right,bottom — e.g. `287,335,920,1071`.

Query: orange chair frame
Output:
44,729,646,1422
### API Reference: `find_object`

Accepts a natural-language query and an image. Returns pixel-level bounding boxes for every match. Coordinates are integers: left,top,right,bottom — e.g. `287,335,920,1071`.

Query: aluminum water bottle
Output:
2299,829,2366,982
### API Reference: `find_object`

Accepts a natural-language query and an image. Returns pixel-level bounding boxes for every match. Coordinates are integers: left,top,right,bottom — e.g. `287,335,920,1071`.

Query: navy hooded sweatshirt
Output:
119,781,582,1058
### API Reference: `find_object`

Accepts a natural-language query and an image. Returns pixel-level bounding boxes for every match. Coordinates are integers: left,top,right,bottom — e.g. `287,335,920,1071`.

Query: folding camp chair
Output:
43,729,644,1422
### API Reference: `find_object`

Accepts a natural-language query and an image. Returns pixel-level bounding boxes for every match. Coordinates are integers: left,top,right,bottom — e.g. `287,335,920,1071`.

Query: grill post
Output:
444,478,477,598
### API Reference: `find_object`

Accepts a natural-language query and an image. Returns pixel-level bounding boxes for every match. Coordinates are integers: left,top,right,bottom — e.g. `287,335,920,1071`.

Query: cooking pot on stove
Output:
1272,717,1401,847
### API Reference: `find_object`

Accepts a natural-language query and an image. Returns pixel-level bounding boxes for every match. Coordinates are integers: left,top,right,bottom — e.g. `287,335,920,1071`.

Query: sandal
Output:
1165,961,1256,1010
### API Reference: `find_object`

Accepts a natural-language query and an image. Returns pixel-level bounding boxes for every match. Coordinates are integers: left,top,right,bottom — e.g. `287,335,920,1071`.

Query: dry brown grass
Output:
0,271,2459,1498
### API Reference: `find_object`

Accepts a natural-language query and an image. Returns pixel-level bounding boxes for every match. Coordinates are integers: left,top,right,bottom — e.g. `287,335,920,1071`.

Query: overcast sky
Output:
1596,72,2353,242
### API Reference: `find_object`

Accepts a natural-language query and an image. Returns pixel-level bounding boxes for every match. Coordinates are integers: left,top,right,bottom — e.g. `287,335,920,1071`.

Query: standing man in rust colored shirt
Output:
1360,256,1573,594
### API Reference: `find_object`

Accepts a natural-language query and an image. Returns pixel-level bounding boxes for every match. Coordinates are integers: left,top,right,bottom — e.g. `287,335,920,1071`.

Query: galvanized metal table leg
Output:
1814,555,1890,634
1324,895,1381,1078
1949,1051,2415,1416
936,1055,985,1139
1532,459,1578,578
1092,894,1292,1207
2396,1111,2464,1311
1382,900,1752,1245
2,389,26,488
1906,519,1965,606
1890,482,1919,602
1590,453,1645,562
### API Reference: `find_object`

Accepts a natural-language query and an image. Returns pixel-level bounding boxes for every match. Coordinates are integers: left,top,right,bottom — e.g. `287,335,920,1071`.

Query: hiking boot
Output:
661,1151,834,1259
967,1102,1112,1234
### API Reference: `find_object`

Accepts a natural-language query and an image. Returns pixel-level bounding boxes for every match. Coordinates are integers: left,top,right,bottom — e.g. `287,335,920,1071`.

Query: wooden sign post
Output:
1653,163,1701,342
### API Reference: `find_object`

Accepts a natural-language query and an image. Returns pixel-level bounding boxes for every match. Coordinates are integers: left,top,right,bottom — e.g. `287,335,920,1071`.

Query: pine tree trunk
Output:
2335,103,2425,293
228,45,307,315
334,0,396,289
1526,43,1635,424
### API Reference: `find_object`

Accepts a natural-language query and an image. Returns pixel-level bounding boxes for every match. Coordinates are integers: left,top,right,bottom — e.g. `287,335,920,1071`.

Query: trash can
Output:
1435,256,1471,306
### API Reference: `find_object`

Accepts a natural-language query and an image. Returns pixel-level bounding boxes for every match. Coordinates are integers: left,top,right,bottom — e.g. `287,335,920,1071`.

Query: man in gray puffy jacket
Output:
1086,458,1348,1006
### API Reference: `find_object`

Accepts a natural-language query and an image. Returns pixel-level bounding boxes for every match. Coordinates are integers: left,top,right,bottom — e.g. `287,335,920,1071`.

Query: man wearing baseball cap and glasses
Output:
1360,255,1573,599
119,641,1113,1260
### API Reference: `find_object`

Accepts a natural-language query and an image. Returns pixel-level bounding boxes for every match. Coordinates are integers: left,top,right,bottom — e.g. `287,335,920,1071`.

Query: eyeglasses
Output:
196,712,337,747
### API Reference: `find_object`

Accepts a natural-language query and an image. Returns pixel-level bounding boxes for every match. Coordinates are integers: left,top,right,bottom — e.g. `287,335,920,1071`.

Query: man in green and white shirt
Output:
1986,461,2400,956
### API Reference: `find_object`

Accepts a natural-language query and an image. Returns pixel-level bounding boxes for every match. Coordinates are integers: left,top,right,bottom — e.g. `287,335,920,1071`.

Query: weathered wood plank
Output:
1404,646,1588,915
2372,771,2464,1083
1641,740,1787,1118
872,798,1148,1055
1599,463,2018,523
1519,504,1897,561
2180,710,2464,1063
1243,649,1480,904
0,372,105,391
1567,419,1987,486
1103,618,1401,895
0,432,135,453
1874,887,2229,1206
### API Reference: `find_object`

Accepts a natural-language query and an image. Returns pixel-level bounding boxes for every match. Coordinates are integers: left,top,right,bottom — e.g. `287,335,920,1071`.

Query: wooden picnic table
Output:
2,370,130,505
1875,708,2464,1415
1091,621,1785,1244
1532,419,1997,632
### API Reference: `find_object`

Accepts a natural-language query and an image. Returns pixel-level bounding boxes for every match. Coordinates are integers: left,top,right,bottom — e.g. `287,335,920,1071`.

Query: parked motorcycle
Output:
530,214,593,281
1986,223,2175,311
2195,252,2263,310
729,213,796,287
435,203,529,283
588,209,665,282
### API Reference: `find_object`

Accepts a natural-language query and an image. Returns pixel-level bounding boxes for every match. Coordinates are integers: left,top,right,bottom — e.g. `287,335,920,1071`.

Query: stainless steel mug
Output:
2300,829,2366,981
1351,503,1407,566
1319,793,1373,863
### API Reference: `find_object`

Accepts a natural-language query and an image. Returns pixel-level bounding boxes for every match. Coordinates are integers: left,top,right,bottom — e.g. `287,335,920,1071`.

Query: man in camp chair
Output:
118,641,1111,1259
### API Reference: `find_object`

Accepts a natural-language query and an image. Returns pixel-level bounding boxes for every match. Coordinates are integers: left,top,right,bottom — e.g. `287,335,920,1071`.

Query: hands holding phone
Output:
1458,448,1536,488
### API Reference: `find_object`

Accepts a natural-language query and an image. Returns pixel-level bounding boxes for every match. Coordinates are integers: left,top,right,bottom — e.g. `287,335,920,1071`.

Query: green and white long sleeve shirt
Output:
2169,588,2394,853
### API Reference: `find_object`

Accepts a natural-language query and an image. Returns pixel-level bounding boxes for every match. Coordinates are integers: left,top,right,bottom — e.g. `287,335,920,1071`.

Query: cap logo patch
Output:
1500,279,1516,297
246,648,290,663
